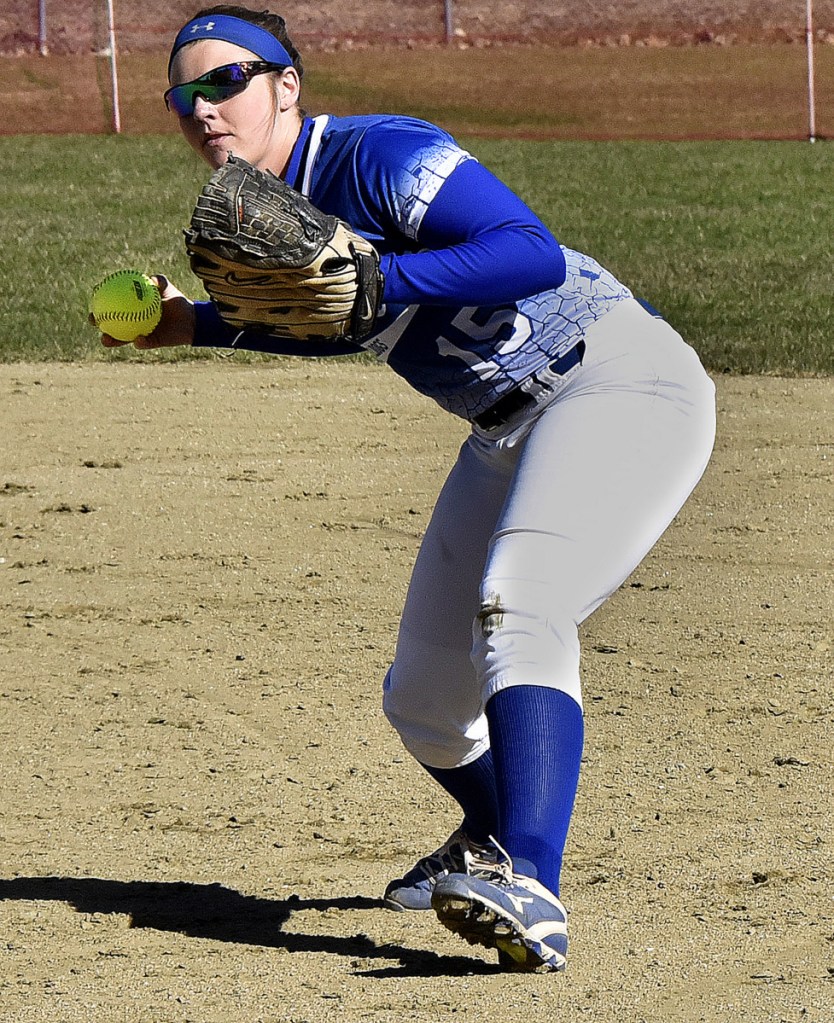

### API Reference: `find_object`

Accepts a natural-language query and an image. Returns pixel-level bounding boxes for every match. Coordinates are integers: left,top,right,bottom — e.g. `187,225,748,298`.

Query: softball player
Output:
111,4,716,972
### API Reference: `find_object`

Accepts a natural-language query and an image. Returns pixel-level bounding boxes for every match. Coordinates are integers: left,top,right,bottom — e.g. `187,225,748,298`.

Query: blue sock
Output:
485,685,584,896
421,748,498,844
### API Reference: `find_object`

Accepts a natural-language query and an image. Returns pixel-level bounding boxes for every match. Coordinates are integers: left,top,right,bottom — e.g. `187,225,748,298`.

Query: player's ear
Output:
276,67,301,111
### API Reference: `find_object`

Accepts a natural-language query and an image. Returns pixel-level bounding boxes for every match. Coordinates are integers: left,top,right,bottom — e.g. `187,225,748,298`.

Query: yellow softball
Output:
89,270,162,342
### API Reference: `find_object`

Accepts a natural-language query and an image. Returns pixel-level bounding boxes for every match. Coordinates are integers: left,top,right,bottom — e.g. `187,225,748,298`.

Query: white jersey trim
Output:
360,305,419,362
300,114,330,197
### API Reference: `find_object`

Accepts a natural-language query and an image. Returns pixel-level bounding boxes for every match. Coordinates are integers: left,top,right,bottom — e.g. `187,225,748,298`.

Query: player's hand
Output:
95,275,196,349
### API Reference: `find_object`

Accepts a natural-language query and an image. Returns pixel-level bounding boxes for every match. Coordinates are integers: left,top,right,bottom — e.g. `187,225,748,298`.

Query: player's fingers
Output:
151,273,185,302
99,332,131,348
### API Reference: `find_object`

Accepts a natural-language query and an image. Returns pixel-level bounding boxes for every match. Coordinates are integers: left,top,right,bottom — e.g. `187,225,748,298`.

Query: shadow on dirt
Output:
0,875,500,976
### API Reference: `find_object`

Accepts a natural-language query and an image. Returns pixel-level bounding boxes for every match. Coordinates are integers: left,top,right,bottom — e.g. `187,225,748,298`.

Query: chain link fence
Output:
3,1,834,54
2,3,831,139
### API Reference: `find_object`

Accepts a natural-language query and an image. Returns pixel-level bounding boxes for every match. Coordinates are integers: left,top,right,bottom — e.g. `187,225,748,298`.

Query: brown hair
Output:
192,5,304,80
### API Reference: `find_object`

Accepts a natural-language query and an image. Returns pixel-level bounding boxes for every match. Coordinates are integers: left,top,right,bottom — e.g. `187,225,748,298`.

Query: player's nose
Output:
192,94,219,118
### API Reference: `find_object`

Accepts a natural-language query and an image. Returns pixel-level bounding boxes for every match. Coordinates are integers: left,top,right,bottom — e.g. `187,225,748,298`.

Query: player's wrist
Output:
192,300,237,348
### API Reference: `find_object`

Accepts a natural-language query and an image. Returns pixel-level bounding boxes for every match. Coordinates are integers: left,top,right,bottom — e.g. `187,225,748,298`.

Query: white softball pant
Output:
383,298,716,768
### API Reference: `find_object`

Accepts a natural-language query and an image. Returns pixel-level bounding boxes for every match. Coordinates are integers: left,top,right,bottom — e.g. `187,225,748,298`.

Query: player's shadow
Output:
0,875,499,976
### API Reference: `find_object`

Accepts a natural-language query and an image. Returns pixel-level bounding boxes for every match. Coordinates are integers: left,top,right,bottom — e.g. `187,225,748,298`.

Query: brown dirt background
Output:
8,43,834,141
1,361,832,1021
4,1,834,139
3,0,834,53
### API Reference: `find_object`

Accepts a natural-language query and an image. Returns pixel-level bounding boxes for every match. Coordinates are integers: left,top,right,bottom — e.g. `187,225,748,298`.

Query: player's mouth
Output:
203,133,231,150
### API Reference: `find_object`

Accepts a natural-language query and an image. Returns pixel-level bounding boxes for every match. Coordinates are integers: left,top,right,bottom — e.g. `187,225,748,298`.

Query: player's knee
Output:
381,667,406,732
382,665,489,767
472,595,583,706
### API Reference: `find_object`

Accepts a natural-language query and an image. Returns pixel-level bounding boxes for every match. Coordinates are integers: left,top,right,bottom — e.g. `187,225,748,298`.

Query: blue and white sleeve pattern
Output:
391,138,474,240
374,143,567,308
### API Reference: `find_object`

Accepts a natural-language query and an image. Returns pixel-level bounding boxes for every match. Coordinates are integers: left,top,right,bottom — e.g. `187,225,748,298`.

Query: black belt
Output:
474,340,586,431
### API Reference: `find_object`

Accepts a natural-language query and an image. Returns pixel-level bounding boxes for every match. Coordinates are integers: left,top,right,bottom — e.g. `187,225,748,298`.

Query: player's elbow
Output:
545,239,567,290
523,228,566,294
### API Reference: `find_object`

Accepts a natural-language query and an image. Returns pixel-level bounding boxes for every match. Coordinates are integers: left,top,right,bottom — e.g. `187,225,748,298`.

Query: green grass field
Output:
1,134,831,373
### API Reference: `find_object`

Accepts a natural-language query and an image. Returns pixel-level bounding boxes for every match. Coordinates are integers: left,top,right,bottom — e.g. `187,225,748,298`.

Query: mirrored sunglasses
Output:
164,61,287,116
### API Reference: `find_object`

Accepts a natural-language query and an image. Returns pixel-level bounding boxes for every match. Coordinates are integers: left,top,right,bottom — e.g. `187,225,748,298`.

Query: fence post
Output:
106,0,122,133
444,0,454,44
38,0,48,55
806,0,817,142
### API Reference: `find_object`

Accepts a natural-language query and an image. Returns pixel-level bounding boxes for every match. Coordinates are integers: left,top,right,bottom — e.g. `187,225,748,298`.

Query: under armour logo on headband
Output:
169,14,294,76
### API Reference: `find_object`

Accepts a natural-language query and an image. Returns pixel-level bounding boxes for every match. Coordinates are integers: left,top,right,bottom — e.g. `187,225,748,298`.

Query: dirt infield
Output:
0,360,831,1022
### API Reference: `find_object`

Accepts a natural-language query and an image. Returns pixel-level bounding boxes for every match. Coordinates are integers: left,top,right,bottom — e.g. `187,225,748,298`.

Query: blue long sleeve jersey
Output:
192,114,631,423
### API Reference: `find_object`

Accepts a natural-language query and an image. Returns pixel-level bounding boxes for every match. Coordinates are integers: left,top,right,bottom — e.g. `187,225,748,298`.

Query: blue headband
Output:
168,14,293,79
